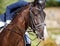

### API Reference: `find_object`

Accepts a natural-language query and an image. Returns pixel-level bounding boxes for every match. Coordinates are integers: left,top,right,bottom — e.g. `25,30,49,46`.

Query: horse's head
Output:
11,2,46,40
29,3,46,40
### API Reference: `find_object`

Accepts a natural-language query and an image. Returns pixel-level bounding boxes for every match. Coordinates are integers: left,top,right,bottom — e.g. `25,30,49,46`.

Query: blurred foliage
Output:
0,0,18,14
46,0,60,7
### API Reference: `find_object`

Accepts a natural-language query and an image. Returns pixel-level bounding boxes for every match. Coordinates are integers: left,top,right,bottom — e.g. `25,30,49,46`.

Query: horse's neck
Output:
6,23,15,30
4,5,30,35
2,22,24,36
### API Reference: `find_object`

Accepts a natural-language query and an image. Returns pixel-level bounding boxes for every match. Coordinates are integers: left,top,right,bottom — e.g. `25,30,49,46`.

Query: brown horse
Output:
0,0,45,46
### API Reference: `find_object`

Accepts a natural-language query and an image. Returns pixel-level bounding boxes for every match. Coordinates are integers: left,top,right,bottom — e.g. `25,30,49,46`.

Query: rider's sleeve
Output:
5,1,28,20
7,1,28,9
6,1,28,14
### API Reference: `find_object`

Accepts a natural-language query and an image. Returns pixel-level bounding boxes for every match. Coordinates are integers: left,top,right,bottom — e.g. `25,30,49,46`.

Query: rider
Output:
0,0,46,46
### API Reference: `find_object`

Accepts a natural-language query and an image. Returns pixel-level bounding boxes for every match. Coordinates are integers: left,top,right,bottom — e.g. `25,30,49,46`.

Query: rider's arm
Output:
6,1,28,15
5,1,28,20
7,1,28,9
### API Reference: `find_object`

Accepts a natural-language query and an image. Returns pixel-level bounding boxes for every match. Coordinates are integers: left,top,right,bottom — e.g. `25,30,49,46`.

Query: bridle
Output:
29,4,46,46
29,5,46,32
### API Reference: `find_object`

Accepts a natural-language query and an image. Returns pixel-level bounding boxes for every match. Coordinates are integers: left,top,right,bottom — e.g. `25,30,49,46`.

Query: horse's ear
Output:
33,0,38,6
